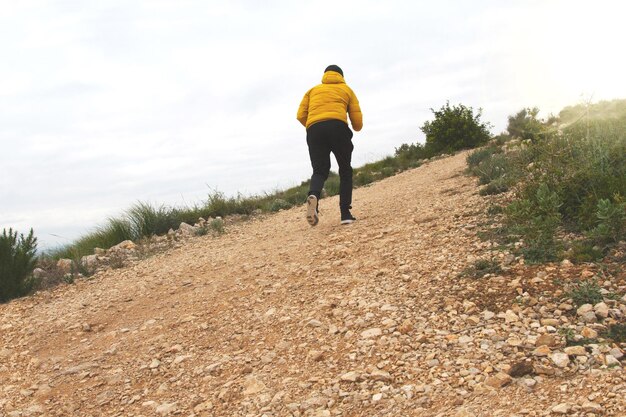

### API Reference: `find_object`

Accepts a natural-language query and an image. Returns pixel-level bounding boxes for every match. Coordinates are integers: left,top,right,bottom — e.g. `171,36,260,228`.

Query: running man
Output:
297,65,363,226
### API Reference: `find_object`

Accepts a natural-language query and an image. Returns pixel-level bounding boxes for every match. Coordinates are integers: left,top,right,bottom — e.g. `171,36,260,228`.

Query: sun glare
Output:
507,2,626,113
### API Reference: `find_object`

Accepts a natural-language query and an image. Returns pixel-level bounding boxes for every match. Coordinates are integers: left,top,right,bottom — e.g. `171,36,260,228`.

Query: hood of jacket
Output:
322,71,345,84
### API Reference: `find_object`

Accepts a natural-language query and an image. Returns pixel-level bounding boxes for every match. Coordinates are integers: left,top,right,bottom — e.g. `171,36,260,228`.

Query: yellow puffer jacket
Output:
297,71,363,131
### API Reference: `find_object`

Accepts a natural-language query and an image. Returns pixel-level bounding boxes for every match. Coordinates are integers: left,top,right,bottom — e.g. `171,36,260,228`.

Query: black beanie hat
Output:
324,65,343,76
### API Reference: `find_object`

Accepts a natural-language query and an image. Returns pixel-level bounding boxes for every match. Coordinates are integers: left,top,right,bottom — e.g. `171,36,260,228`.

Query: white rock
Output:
372,393,383,402
503,310,519,323
576,304,593,316
507,337,523,347
370,369,392,382
25,405,44,414
581,326,598,338
609,347,624,360
552,403,571,414
582,401,603,412
580,311,597,323
33,268,46,279
81,254,99,269
155,402,177,415
57,258,73,273
564,346,586,356
179,222,196,235
605,355,621,367
111,240,136,251
483,310,495,321
550,352,570,368
593,302,609,319
0,348,13,358
340,371,360,382
243,376,266,395
360,328,383,338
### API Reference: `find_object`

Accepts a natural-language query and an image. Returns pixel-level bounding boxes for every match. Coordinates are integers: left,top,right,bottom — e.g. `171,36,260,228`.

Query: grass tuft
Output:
564,279,604,307
460,259,502,278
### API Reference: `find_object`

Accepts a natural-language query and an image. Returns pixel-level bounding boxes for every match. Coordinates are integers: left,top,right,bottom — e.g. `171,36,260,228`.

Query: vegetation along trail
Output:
1,151,625,416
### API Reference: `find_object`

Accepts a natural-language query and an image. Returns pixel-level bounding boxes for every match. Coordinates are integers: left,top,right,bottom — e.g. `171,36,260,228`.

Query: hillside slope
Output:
1,152,624,417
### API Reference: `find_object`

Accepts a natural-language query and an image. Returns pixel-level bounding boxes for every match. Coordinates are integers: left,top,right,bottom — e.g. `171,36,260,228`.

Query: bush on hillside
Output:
507,107,546,142
0,228,38,303
506,184,562,263
586,197,626,245
421,102,491,155
469,99,626,264
395,142,433,163
128,202,182,237
520,118,626,230
466,145,501,169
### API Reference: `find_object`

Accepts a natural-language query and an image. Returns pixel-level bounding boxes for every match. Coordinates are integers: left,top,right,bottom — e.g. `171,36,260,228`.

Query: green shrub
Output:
203,191,263,217
606,323,626,343
52,217,135,259
380,166,396,178
487,205,505,215
507,107,545,142
395,142,432,163
194,226,209,236
469,100,626,264
354,170,375,186
209,218,225,235
466,145,501,168
521,119,626,230
323,174,341,196
0,228,38,303
127,202,180,237
492,133,511,146
459,259,502,278
587,196,626,245
269,198,292,212
565,279,604,307
479,179,510,196
568,240,605,263
473,153,513,185
421,102,492,155
558,327,597,346
507,184,562,263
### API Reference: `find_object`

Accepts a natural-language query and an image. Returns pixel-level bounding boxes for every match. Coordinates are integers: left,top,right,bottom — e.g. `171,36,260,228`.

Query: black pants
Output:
306,119,354,210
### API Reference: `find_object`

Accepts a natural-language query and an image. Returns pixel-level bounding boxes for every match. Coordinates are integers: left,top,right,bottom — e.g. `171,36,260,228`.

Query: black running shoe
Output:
340,210,356,225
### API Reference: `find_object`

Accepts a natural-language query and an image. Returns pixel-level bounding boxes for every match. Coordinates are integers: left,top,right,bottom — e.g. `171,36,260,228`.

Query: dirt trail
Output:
1,152,624,417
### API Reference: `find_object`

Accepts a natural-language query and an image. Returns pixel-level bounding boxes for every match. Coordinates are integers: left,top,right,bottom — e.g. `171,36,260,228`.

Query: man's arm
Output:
348,88,363,131
297,90,310,127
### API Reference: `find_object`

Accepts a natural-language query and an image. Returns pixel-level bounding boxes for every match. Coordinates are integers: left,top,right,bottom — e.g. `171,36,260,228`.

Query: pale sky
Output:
1,0,625,250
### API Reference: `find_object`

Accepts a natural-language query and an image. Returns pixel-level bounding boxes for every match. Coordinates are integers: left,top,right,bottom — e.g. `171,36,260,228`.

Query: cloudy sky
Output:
1,0,625,250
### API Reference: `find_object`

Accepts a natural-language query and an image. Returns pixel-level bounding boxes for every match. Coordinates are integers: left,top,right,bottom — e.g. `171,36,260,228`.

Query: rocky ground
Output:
1,151,624,417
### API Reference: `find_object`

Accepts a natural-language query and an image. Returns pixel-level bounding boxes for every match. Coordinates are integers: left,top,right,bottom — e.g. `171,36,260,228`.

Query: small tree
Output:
0,228,38,303
421,102,491,155
507,107,544,142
